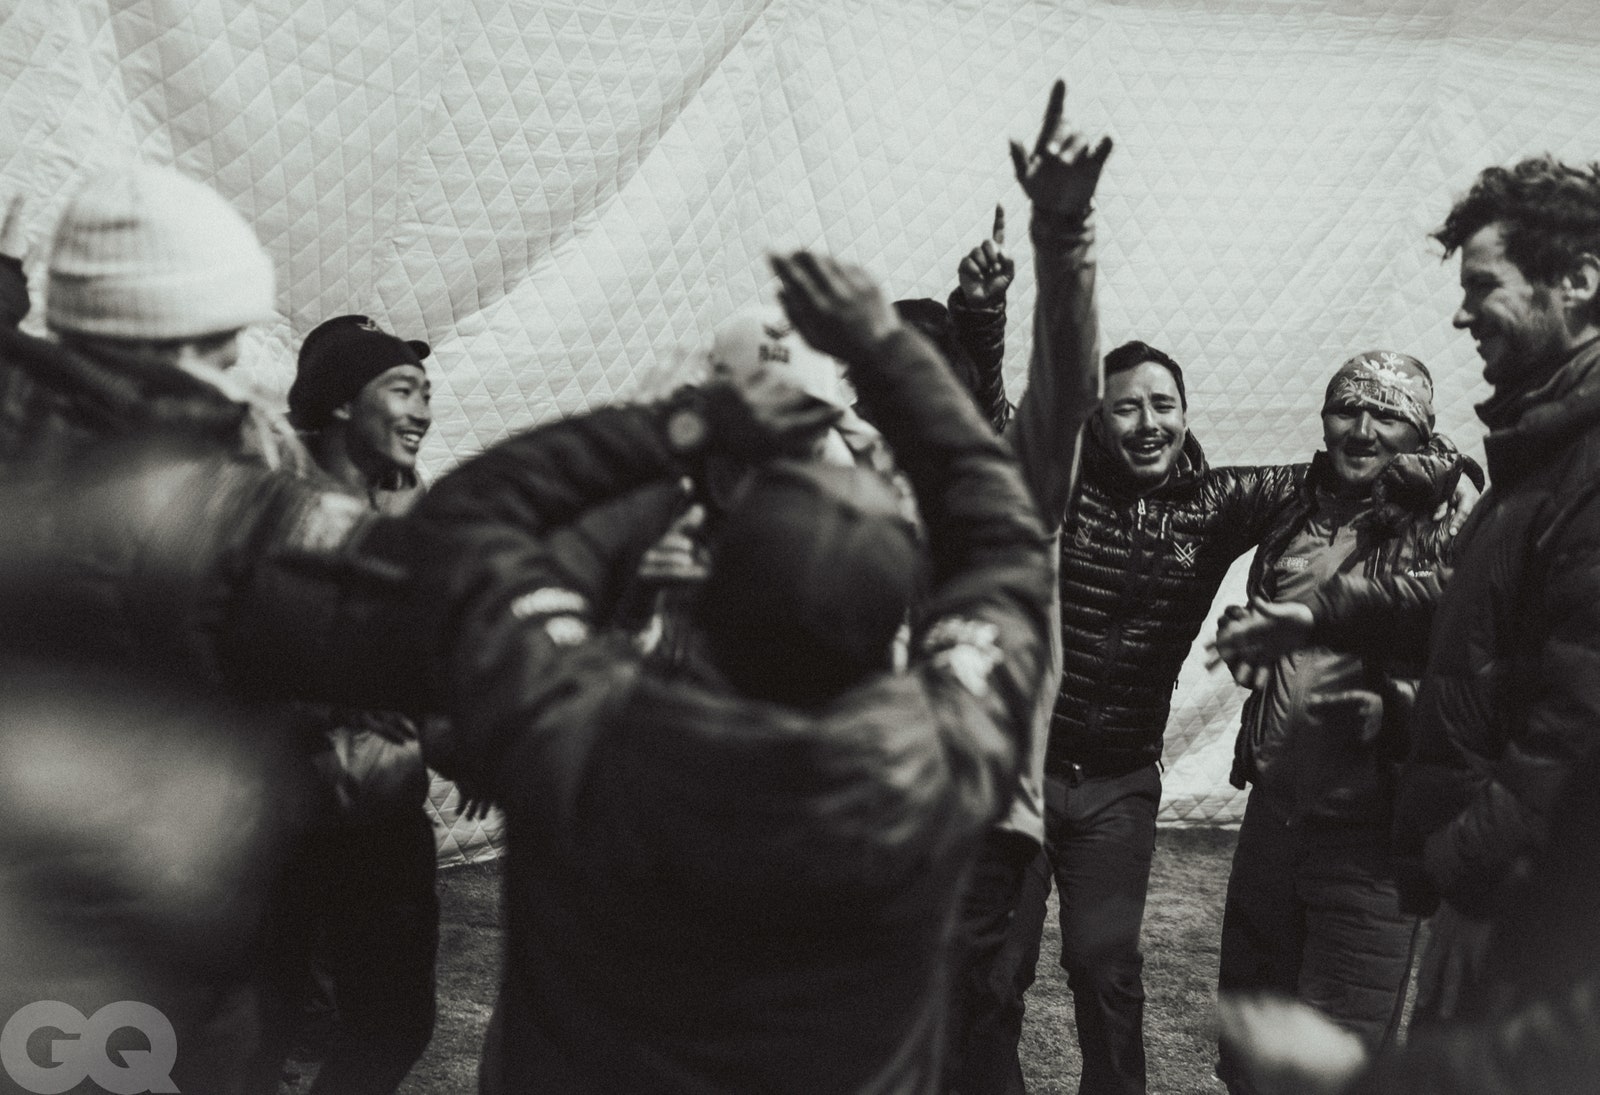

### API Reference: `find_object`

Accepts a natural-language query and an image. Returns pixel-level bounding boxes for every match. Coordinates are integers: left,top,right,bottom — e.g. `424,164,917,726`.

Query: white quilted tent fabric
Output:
4,0,1599,850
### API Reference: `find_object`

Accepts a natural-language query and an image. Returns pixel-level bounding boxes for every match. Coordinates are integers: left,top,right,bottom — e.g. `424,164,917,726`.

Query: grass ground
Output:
393,825,1239,1094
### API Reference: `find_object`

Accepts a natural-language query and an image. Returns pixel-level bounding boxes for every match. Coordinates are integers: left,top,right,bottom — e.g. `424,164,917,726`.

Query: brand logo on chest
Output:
1173,542,1197,569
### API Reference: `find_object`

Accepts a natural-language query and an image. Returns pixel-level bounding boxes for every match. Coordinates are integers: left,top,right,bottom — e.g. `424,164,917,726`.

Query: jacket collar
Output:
1481,336,1600,481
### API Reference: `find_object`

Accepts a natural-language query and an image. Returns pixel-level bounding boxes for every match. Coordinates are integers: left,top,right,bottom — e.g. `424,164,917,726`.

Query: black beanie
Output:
289,314,430,430
694,460,922,706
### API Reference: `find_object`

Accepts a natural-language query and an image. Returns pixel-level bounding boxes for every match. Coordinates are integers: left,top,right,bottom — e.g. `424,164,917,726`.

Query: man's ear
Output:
1563,252,1600,316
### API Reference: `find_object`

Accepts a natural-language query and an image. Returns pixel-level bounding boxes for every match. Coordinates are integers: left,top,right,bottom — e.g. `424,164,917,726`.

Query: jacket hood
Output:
1481,335,1600,477
1082,416,1207,498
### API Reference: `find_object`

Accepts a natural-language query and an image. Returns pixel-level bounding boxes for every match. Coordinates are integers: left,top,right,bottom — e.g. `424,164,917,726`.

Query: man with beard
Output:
1215,155,1600,1027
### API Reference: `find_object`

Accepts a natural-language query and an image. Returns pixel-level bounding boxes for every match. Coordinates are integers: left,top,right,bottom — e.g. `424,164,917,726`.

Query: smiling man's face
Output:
1099,360,1187,490
1453,221,1571,388
1322,404,1422,493
343,363,432,472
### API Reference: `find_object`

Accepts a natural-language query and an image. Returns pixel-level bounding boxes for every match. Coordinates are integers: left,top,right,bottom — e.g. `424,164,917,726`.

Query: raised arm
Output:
1003,79,1111,523
772,249,1054,790
947,204,1016,434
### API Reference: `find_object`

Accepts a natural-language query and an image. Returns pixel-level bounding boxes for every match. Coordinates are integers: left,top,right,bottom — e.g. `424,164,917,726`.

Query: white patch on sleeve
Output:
921,617,1003,698
543,616,591,646
510,587,590,620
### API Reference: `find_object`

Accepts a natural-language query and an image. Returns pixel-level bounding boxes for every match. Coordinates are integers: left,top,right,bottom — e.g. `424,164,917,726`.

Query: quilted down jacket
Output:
1047,427,1305,777
1309,335,1600,917
1228,444,1473,827
413,325,1055,1095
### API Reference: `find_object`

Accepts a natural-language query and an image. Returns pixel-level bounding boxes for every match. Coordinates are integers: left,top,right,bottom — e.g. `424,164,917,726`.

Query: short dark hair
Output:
1104,340,1186,409
1434,156,1600,287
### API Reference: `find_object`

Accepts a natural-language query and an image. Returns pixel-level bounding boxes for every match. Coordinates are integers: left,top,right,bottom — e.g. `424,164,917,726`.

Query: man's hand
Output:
957,204,1016,308
771,251,903,367
1009,80,1113,217
636,503,709,584
1216,994,1368,1095
1208,596,1315,688
1437,472,1481,537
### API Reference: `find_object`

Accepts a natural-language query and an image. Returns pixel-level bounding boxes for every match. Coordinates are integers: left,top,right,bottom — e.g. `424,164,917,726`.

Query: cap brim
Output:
406,339,431,361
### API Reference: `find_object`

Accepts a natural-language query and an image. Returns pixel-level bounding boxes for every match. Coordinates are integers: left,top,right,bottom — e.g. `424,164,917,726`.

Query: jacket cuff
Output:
947,287,1007,318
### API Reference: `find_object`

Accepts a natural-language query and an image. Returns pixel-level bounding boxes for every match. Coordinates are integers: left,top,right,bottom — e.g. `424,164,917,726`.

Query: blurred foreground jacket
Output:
0,656,307,1095
413,323,1053,1095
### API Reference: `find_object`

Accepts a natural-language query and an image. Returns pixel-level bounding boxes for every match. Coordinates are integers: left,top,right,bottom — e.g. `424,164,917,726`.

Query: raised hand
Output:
770,250,902,366
1008,80,1113,217
957,204,1016,308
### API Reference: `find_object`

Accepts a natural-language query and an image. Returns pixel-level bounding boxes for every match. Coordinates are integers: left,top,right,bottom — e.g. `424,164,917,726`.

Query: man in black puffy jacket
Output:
1215,155,1600,1028
1005,213,1475,1095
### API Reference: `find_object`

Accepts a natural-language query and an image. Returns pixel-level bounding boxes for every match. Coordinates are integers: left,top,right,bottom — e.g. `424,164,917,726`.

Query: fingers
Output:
1009,140,1029,184
772,250,859,310
1092,134,1114,167
1229,659,1254,688
991,203,1005,246
1033,79,1066,159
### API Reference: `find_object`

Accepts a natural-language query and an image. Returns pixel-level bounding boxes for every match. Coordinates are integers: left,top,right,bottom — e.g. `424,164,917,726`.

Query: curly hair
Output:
1434,156,1600,286
1104,339,1186,409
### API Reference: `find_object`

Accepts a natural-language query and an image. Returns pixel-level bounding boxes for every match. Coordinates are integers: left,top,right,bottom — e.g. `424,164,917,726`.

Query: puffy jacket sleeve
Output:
848,323,1055,832
1003,207,1104,524
1307,570,1446,657
946,290,1013,434
1202,462,1307,556
406,406,688,820
1422,486,1600,910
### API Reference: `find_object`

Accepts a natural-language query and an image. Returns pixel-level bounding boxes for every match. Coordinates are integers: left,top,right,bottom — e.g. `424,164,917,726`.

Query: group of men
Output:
0,71,1599,1095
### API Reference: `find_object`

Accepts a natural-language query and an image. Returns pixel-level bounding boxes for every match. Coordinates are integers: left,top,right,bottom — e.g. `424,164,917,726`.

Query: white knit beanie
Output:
46,163,276,341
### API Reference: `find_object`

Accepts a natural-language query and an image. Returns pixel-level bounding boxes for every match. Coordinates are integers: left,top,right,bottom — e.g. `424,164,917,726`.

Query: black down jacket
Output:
1048,426,1304,777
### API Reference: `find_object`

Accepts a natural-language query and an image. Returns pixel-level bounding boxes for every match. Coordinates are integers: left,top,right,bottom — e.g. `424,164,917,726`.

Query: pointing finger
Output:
1033,79,1066,159
992,203,1006,247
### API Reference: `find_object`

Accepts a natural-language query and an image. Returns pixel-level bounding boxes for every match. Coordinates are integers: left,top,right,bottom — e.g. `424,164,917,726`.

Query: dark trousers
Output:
945,827,1047,1095
1216,789,1419,1095
1011,764,1161,1095
252,804,441,1095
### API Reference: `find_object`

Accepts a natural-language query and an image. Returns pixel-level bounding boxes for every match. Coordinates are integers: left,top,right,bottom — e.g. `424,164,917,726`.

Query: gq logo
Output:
1,1002,177,1094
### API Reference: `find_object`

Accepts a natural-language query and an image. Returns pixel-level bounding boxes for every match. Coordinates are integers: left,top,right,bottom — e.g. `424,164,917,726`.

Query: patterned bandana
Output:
1321,350,1434,439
